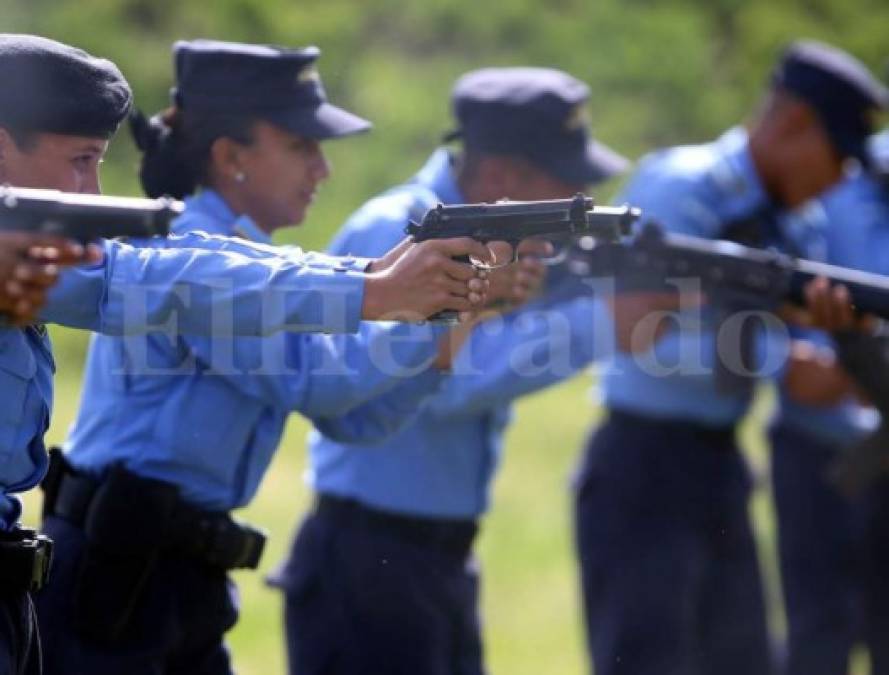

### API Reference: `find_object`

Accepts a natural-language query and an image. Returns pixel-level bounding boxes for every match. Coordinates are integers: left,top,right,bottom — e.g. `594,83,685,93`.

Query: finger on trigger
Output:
440,257,477,281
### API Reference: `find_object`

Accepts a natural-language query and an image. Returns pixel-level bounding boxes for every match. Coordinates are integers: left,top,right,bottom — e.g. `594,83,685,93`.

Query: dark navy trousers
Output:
269,499,485,675
34,516,239,675
573,410,773,675
0,590,41,675
770,423,889,675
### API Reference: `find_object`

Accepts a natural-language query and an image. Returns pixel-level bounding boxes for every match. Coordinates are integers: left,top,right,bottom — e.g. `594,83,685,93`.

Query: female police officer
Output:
34,39,497,675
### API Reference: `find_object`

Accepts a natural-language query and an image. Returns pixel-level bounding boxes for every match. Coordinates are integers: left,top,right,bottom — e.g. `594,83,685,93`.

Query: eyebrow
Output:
72,143,108,155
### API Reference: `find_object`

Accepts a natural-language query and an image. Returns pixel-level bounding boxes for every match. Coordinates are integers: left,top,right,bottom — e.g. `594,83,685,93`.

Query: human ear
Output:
209,136,248,185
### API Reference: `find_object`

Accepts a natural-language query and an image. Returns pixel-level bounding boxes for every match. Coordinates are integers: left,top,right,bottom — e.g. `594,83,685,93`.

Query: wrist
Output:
361,272,387,320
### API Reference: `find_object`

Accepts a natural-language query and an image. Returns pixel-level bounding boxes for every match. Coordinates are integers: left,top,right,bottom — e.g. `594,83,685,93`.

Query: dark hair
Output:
129,107,254,199
0,123,38,152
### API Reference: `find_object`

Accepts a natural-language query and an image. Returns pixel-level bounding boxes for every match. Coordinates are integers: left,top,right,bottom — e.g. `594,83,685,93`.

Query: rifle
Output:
406,193,640,322
570,222,889,391
825,332,889,497
572,221,889,319
0,186,182,243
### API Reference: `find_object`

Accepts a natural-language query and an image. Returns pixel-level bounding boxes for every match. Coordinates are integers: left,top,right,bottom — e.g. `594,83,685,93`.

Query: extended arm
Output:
427,295,614,417
170,320,448,417
41,238,368,336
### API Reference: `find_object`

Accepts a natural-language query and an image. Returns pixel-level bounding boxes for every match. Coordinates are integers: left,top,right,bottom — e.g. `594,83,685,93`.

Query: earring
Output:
234,171,247,183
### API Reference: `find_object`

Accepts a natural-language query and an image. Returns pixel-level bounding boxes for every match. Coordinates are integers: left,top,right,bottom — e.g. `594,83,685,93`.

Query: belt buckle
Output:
24,534,54,592
0,532,54,593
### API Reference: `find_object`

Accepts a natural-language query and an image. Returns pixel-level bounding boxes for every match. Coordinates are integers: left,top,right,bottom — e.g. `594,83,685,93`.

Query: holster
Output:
41,450,266,644
71,464,179,643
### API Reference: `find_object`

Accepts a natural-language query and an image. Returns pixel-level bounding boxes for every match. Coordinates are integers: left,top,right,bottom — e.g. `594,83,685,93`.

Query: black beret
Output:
0,34,132,139
772,40,889,164
444,67,629,186
172,39,371,140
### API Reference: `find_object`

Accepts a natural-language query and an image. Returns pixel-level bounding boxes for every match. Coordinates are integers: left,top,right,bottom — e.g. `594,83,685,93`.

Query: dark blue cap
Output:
0,34,131,138
172,39,371,140
867,130,889,178
445,67,629,186
772,40,889,165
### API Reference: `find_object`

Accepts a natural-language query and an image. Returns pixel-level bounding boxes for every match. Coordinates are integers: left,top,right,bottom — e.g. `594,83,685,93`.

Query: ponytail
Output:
129,107,254,199
129,108,196,199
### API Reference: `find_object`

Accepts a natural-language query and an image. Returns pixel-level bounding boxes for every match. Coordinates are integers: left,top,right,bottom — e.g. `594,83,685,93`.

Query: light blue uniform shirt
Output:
308,150,614,518
601,128,814,427
0,222,382,529
775,168,889,444
63,189,446,513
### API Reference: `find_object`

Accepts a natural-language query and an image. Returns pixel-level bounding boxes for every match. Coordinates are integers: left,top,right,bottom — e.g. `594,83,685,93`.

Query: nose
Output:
310,143,331,184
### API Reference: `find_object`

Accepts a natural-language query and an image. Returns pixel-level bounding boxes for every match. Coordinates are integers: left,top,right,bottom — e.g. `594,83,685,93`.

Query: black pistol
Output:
406,193,640,322
0,186,182,244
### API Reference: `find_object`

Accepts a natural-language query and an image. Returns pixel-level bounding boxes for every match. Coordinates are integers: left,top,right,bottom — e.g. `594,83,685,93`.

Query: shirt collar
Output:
710,127,774,222
410,148,466,205
179,189,273,244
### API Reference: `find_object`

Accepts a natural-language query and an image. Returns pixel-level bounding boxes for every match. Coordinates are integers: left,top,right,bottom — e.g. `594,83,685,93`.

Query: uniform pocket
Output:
0,331,38,460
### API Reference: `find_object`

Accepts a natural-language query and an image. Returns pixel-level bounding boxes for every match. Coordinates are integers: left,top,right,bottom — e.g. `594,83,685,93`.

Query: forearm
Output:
428,297,612,416
42,240,368,336
312,368,445,444
297,322,450,417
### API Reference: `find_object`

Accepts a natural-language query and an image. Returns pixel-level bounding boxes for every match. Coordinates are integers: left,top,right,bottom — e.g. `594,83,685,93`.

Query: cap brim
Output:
833,129,870,166
586,139,632,181
265,102,372,140
543,139,631,186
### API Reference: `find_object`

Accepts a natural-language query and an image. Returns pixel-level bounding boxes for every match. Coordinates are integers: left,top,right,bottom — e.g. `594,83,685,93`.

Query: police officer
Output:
573,40,888,675
32,39,497,675
0,33,492,675
770,130,889,675
268,66,630,675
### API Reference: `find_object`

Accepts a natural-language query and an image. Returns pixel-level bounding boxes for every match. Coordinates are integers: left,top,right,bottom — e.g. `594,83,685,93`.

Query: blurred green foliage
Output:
7,1,886,672
6,0,888,250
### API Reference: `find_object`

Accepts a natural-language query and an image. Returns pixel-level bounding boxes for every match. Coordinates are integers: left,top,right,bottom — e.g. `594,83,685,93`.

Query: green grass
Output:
23,328,868,675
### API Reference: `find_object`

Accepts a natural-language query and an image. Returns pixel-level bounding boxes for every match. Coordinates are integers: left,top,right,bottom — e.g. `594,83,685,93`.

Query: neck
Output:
210,184,277,235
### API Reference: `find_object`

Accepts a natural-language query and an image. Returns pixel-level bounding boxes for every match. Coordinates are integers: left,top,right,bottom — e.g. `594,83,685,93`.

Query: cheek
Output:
812,153,843,191
806,137,843,189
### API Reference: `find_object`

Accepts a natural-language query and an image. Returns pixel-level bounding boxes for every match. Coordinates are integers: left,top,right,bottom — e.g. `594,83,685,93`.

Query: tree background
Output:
7,1,887,672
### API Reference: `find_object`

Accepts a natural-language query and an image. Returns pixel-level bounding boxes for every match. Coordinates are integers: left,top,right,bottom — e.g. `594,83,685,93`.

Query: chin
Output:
287,213,307,227
287,205,309,227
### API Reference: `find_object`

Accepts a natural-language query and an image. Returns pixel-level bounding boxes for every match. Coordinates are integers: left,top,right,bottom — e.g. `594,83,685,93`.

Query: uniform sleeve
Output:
312,368,445,444
40,238,367,336
426,296,614,417
174,320,448,416
143,231,374,272
153,210,445,415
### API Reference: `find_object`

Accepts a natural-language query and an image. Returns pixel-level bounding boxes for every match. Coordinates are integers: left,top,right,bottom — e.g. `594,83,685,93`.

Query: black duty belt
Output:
607,408,737,446
42,449,265,571
0,528,53,594
317,494,478,559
